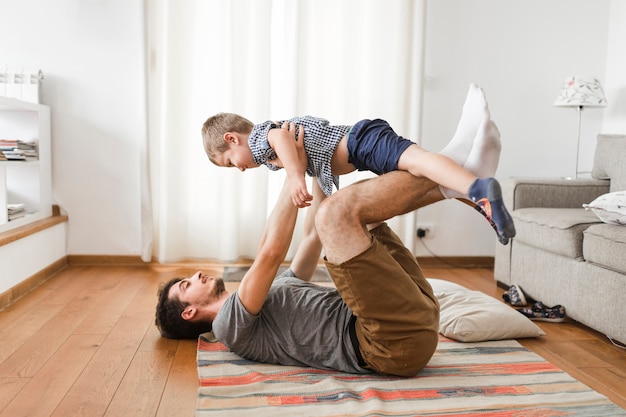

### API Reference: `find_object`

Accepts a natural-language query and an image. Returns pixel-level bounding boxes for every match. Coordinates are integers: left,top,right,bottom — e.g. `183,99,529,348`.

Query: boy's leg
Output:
316,172,442,376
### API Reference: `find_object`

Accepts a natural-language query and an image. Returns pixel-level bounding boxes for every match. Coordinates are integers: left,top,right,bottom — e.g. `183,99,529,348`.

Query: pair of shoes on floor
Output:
467,178,517,246
517,301,566,323
502,284,527,306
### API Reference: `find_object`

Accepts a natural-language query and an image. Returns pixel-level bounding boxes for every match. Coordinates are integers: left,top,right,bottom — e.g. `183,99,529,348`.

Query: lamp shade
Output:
554,76,607,107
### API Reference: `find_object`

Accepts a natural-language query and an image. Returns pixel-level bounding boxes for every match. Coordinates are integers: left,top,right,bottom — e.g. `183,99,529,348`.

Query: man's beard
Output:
212,277,226,297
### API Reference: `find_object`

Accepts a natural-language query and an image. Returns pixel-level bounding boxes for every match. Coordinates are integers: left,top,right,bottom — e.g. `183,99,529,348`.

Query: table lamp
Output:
554,76,607,178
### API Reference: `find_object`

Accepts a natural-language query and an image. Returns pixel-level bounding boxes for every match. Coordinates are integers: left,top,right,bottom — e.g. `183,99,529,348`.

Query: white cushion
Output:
583,191,626,226
427,278,545,342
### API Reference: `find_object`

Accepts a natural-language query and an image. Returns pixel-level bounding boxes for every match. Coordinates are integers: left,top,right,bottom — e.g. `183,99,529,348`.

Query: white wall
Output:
603,0,626,133
0,224,66,294
417,0,613,256
0,0,146,257
1,1,622,260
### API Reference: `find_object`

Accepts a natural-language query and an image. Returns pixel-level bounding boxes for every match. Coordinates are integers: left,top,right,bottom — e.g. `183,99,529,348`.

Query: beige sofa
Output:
494,134,626,344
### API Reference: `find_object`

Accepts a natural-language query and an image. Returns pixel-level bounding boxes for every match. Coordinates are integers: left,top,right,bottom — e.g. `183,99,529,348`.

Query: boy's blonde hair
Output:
201,113,254,164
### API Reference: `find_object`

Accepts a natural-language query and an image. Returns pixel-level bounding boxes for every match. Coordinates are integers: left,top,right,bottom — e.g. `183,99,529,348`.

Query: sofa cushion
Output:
583,224,626,274
513,208,601,259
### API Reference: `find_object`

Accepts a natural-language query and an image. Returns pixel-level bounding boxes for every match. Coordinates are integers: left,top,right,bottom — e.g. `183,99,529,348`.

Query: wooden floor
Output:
0,264,624,417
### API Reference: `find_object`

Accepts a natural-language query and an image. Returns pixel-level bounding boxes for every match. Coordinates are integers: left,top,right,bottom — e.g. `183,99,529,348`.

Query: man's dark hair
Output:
155,278,212,339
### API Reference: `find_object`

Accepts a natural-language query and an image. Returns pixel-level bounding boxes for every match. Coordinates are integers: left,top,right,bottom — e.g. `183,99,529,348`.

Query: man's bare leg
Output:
316,172,442,264
292,175,441,279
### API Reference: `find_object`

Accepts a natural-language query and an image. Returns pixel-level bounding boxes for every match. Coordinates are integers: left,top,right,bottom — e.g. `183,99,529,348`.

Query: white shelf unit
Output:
0,96,52,234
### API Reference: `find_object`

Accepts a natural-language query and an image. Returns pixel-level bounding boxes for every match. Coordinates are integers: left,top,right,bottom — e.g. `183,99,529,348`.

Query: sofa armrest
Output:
494,177,608,286
502,177,610,210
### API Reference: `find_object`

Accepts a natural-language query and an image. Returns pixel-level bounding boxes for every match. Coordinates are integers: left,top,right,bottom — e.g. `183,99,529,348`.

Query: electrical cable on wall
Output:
416,229,467,269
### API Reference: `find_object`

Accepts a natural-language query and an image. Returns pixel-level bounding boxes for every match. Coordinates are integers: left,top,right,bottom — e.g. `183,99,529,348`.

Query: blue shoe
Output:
517,301,566,323
468,178,516,245
502,284,527,306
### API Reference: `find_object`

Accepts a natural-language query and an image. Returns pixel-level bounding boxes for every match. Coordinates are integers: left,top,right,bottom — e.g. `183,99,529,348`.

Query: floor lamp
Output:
554,76,607,179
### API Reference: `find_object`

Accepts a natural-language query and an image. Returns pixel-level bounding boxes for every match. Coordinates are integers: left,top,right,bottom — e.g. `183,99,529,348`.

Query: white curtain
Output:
146,0,426,263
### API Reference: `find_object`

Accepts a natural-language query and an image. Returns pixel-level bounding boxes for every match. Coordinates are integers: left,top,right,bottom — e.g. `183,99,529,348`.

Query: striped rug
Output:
196,334,625,416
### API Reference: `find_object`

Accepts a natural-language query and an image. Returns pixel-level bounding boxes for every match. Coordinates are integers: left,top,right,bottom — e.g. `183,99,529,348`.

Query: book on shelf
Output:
8,211,26,221
7,203,26,221
0,139,38,160
8,203,25,212
1,151,26,160
0,139,20,149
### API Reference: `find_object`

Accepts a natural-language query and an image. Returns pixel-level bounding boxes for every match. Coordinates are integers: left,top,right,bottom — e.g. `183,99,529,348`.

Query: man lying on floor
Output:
155,100,504,376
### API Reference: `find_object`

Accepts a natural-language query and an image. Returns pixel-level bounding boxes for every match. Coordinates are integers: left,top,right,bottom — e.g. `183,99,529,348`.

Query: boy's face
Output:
214,140,259,172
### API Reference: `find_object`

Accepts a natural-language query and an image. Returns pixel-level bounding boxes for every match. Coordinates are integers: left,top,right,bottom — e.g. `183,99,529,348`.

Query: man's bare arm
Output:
237,123,306,315
289,179,325,281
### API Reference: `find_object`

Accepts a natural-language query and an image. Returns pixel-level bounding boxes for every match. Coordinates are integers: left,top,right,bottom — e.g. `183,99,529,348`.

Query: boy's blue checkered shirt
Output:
249,116,350,196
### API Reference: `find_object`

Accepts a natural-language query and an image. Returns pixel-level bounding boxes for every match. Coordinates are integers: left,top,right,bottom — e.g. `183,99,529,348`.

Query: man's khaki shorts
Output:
325,223,440,377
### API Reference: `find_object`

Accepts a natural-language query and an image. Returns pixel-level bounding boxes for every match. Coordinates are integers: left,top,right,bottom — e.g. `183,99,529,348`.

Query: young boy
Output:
202,84,515,245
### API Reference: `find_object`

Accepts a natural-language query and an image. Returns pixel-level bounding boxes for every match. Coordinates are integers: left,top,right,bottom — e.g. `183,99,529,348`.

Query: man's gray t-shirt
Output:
212,270,368,374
